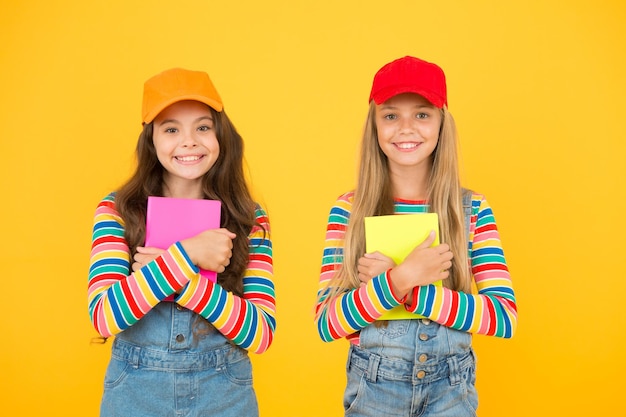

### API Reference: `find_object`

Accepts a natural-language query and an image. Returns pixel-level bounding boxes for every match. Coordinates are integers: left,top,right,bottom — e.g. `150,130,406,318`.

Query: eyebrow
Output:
156,116,214,126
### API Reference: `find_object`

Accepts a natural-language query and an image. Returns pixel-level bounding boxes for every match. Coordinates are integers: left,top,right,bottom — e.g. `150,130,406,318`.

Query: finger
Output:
363,251,387,261
417,231,437,249
216,233,234,249
138,246,165,255
357,258,370,268
135,252,154,262
436,243,451,255
358,261,373,274
439,249,454,261
215,228,237,239
358,256,372,266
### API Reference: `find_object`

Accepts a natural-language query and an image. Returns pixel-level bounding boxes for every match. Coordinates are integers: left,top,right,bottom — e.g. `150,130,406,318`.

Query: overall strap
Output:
461,188,473,241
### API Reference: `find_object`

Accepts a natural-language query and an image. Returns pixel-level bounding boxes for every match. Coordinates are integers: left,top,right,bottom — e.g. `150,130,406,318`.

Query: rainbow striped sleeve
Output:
175,204,276,354
407,194,518,338
87,194,198,337
315,192,403,343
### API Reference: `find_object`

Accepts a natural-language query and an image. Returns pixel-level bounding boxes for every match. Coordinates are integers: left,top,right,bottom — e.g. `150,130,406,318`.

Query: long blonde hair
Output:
317,102,471,313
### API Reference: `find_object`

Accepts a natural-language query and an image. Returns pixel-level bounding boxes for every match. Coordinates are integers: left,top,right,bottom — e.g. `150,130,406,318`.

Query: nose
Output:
399,116,415,133
181,130,198,147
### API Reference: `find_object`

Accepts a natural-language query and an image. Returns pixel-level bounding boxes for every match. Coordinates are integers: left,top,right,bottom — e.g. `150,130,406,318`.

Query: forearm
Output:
88,242,197,337
316,272,403,342
405,197,518,337
315,193,408,342
176,228,276,353
406,283,517,337
176,274,275,354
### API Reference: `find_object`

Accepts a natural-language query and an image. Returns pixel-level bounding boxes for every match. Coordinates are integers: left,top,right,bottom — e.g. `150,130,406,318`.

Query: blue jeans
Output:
100,302,258,417
343,319,478,417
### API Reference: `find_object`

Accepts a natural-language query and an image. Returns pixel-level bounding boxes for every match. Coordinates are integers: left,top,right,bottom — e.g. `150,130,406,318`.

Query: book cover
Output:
364,213,441,320
145,196,221,283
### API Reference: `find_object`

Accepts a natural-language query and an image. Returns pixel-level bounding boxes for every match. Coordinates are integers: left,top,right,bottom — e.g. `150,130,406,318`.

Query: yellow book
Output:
364,213,442,320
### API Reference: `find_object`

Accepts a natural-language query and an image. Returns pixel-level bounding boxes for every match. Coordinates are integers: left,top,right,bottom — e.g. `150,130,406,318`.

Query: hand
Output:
180,228,236,273
357,251,396,287
132,246,166,272
389,231,453,298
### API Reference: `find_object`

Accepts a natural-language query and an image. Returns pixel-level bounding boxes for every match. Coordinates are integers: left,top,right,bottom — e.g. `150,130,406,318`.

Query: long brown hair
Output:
115,107,259,297
317,102,471,314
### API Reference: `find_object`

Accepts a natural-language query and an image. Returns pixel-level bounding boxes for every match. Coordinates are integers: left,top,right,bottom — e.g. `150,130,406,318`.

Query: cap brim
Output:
371,86,445,108
143,94,223,124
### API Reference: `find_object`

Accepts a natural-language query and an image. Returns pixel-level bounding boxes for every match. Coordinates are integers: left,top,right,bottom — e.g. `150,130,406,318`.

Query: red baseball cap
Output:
369,56,447,108
142,68,223,124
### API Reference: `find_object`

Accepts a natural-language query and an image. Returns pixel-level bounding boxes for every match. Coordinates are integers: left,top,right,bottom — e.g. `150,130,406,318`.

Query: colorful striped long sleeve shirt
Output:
315,191,517,345
88,193,276,354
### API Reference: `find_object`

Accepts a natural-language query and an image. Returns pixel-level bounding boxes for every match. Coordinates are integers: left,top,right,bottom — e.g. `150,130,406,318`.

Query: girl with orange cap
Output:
315,56,517,416
88,68,275,417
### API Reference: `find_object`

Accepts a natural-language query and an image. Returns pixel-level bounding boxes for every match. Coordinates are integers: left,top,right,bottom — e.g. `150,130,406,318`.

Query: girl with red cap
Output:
88,68,275,417
315,56,517,416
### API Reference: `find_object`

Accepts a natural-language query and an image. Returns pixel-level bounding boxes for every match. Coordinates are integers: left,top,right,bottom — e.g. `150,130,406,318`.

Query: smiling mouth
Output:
395,142,421,150
175,155,204,162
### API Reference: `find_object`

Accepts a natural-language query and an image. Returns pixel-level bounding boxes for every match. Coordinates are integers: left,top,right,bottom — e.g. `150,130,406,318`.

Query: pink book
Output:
145,196,221,287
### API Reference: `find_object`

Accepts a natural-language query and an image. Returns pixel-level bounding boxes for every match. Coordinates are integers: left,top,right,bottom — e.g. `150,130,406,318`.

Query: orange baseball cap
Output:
141,68,223,124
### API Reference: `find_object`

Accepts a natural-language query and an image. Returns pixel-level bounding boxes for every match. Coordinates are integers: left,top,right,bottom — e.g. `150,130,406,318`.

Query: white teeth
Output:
397,143,419,149
176,155,201,162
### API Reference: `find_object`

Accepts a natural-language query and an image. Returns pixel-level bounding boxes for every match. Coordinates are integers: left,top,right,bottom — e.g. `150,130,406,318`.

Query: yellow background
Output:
1,1,625,415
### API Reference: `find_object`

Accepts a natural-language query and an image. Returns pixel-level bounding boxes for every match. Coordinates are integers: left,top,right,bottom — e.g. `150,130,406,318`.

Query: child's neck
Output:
162,180,204,200
390,172,429,201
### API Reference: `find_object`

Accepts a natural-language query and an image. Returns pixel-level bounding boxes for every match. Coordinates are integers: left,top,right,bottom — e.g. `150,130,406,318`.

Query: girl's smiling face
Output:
152,100,219,195
375,93,442,176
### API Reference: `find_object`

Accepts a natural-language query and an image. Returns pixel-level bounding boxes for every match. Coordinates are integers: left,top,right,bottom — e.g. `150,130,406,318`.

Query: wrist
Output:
388,266,412,300
405,287,418,311
384,270,407,303
179,238,198,266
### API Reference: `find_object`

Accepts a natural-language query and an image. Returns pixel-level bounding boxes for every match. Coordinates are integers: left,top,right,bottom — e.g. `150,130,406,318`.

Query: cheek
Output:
206,136,220,157
153,137,182,170
421,124,440,141
376,131,386,150
376,125,392,143
376,135,393,159
152,137,173,160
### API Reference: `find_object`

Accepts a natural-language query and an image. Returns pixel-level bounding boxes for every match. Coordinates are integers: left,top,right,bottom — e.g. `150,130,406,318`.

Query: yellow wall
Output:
1,1,624,415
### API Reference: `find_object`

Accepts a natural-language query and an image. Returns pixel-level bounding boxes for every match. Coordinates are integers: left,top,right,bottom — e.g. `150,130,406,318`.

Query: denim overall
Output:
343,192,477,417
100,302,258,417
